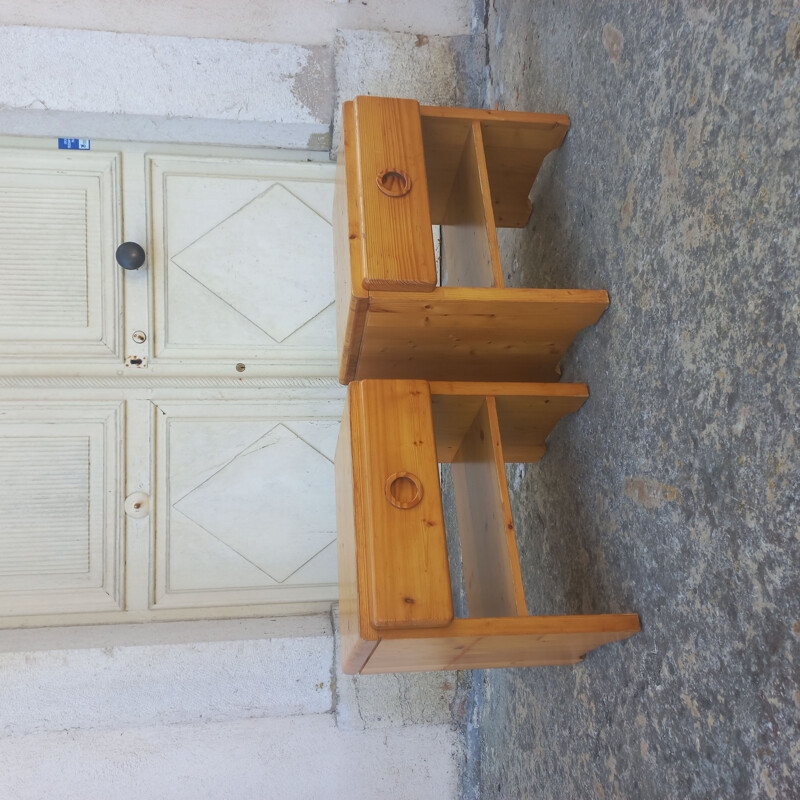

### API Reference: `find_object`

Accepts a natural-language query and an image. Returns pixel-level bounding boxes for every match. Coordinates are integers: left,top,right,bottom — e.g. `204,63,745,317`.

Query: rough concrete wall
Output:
0,619,332,736
457,1,800,798
332,606,458,731
0,614,461,799
0,25,332,149
331,29,462,157
0,0,473,46
0,716,459,800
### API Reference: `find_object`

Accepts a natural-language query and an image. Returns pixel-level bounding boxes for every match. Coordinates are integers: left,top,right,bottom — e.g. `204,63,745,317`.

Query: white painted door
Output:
0,138,343,627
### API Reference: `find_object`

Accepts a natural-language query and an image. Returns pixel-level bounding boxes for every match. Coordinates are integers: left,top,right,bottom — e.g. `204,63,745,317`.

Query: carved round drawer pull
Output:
376,169,412,198
385,472,423,509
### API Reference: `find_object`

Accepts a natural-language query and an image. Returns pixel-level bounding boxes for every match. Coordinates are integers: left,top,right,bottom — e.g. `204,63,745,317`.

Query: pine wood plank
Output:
362,614,642,673
430,393,485,462
429,381,590,397
352,96,436,292
494,386,589,463
335,391,379,674
421,105,571,128
451,398,527,617
353,380,453,630
335,100,369,385
355,288,609,382
480,117,569,227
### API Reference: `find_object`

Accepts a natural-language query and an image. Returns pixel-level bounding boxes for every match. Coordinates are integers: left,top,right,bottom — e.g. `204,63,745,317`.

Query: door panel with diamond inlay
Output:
154,396,342,609
150,156,337,373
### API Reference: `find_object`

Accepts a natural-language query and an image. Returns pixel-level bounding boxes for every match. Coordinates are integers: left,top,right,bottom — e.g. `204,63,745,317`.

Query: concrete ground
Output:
453,2,800,798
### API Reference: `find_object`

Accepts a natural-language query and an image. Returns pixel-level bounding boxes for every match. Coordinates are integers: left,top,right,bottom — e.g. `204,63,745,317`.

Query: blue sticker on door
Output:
58,138,91,150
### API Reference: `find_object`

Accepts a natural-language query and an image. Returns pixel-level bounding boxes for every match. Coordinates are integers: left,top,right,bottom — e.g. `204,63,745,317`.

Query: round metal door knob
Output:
116,241,146,270
124,491,150,519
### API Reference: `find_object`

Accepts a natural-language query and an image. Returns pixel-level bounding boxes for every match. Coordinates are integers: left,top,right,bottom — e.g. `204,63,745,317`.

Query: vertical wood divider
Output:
440,123,499,288
470,121,505,288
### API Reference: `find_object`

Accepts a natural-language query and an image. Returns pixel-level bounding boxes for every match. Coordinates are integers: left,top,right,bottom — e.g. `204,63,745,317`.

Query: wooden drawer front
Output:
351,96,437,293
350,379,453,630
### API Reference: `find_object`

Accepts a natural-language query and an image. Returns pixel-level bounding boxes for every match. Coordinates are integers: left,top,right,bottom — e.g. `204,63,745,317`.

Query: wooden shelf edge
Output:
359,613,640,673
368,286,610,306
337,294,369,385
429,381,589,398
379,613,641,640
420,105,570,130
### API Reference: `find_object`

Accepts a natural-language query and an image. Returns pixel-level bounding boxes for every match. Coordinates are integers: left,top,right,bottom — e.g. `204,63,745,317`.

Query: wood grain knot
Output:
385,472,423,509
376,169,412,198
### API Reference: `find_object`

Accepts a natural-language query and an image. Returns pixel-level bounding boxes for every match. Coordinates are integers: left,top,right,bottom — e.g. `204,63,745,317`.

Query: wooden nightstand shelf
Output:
336,379,640,674
333,95,609,385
